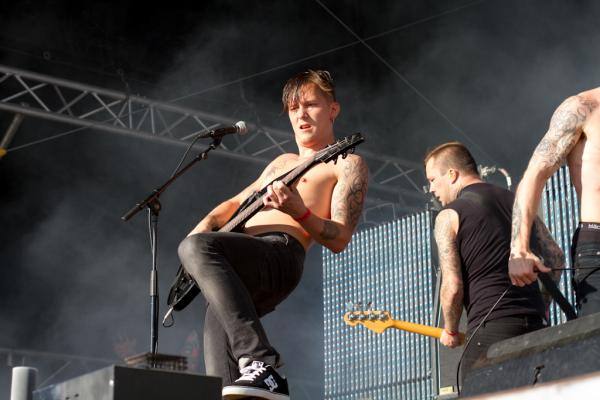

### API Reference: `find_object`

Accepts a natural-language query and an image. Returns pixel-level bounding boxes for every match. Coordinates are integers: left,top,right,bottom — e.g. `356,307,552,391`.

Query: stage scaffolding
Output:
0,64,427,215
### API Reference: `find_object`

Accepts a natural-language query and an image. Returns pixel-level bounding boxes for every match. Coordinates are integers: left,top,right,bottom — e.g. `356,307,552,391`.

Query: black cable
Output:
169,134,205,178
453,266,592,394
455,285,512,396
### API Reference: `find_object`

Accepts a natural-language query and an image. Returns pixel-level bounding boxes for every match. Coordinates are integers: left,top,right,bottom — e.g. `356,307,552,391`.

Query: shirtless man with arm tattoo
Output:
178,70,369,400
510,88,600,316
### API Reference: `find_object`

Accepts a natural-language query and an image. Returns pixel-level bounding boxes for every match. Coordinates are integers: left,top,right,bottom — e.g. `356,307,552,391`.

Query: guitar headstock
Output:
316,133,364,164
343,308,394,334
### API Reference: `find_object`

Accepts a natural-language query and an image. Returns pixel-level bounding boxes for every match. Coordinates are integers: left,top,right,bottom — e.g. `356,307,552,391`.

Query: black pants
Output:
461,315,545,386
177,231,305,385
572,223,600,316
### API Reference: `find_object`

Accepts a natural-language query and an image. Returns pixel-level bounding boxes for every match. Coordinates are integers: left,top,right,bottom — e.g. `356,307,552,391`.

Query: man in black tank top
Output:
424,142,564,385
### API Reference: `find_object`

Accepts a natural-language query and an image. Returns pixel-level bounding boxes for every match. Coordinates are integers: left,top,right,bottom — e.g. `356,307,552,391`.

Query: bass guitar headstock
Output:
343,302,394,334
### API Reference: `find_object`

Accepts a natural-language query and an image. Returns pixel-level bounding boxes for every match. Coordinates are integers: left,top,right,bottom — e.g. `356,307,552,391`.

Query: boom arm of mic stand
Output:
121,138,222,221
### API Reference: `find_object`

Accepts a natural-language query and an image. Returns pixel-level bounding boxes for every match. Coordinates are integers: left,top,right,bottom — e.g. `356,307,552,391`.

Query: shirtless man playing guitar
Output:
510,88,600,317
177,70,368,400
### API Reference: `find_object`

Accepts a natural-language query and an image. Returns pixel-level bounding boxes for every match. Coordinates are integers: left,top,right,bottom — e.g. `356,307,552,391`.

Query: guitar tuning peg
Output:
354,301,363,310
365,301,373,311
342,152,348,159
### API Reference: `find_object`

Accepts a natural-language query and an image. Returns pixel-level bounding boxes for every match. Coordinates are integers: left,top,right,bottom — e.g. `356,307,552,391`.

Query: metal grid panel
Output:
541,165,579,325
323,211,434,400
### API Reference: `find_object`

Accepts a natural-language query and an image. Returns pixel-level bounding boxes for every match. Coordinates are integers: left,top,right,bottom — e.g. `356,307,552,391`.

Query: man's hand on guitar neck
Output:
263,180,308,218
440,329,462,348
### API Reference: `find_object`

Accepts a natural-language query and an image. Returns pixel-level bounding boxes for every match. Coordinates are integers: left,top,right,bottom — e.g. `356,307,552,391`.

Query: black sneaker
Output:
222,361,289,400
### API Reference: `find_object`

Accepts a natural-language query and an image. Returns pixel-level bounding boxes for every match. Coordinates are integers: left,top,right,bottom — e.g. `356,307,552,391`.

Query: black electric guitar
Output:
165,133,365,320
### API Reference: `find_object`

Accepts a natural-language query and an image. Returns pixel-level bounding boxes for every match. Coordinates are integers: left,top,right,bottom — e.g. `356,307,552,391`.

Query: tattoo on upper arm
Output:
434,211,463,325
532,96,598,170
434,212,461,271
331,156,369,230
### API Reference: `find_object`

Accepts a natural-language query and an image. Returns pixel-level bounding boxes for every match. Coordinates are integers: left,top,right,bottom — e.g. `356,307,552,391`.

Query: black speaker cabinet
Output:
461,312,600,397
33,365,221,400
437,312,467,396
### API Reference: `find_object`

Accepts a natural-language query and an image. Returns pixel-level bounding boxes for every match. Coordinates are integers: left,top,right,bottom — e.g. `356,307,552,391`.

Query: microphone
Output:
197,121,248,139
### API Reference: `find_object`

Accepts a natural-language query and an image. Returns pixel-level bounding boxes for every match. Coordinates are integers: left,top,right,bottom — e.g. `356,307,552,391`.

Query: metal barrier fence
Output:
542,166,579,324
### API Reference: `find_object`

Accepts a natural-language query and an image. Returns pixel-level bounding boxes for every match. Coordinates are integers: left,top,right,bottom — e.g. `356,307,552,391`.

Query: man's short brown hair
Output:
282,70,336,112
424,141,479,176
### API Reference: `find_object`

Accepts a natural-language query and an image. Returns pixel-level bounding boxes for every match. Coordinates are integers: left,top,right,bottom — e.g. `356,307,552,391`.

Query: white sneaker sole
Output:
222,386,290,400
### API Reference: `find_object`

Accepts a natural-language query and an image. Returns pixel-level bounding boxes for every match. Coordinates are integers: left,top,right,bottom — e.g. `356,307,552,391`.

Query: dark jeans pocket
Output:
573,243,600,315
574,245,600,283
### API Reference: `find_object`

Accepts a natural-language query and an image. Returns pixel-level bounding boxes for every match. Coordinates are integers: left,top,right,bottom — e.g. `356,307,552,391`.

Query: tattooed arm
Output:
434,209,463,348
509,95,597,286
529,218,565,309
312,154,369,252
189,155,293,235
530,218,565,276
188,177,262,235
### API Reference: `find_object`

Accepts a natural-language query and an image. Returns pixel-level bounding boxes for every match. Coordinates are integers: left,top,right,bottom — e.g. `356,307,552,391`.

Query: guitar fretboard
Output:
218,156,316,232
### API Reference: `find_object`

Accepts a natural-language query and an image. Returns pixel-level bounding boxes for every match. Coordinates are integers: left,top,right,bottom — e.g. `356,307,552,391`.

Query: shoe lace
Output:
237,363,267,382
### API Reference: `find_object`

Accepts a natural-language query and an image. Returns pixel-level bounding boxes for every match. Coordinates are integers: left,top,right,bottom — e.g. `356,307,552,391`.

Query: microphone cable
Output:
455,284,512,396
144,133,206,249
169,133,206,178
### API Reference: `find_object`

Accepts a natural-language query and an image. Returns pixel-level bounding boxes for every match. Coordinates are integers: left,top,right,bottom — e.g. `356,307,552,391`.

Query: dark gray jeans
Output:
572,224,600,317
177,231,305,385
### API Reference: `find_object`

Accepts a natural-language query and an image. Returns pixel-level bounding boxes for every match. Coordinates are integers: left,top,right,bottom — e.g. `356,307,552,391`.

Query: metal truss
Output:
0,64,427,217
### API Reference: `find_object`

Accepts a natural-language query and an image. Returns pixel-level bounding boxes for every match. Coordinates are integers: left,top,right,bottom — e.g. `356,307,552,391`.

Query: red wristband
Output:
445,330,459,337
293,208,311,222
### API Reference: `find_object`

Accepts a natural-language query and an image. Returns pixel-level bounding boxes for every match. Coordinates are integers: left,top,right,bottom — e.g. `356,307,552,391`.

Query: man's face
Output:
287,83,339,144
425,158,455,206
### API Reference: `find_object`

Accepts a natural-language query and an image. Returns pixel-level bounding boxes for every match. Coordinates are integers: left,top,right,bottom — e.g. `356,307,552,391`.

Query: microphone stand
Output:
121,137,222,365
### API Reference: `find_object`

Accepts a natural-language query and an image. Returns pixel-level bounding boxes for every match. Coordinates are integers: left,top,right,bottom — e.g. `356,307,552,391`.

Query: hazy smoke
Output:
1,1,599,399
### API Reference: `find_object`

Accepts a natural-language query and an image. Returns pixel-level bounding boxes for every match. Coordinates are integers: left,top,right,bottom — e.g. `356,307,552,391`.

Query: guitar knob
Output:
358,314,367,321
347,313,357,321
378,314,388,321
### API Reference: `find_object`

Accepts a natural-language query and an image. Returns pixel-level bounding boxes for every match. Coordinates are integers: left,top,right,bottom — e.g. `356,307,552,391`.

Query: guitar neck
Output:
219,157,316,233
389,320,465,343
390,320,444,339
